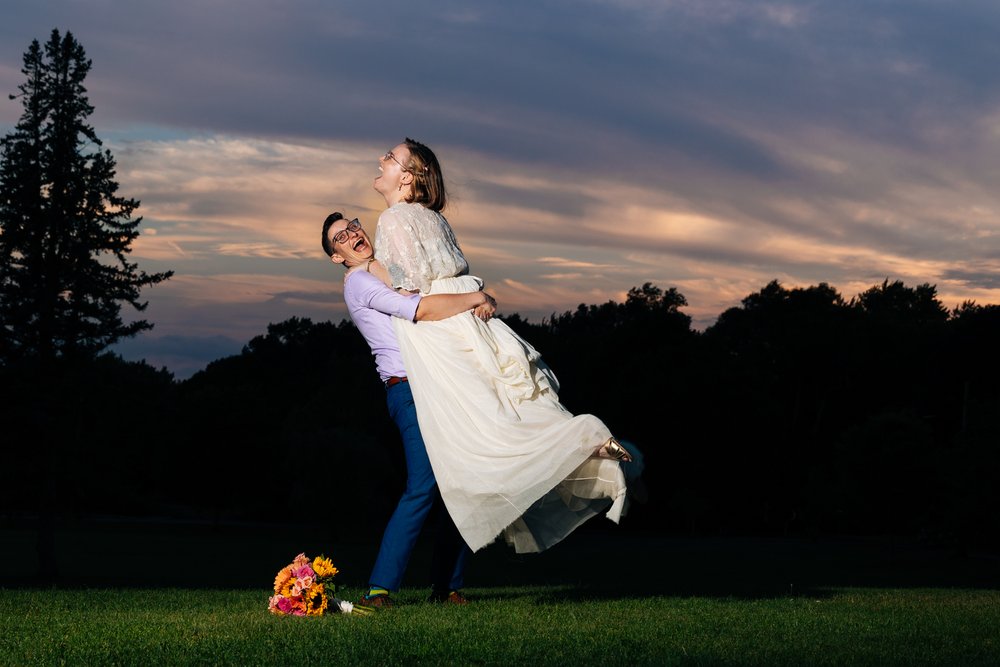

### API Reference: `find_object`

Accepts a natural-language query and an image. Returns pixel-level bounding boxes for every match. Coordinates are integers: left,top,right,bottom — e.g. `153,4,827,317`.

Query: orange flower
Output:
273,565,293,594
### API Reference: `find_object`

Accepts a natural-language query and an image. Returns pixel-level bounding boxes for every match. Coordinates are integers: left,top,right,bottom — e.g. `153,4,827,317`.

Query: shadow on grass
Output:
2,516,998,599
462,525,1000,602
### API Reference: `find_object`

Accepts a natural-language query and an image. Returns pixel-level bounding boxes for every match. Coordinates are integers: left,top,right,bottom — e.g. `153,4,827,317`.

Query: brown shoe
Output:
429,589,468,605
360,593,394,608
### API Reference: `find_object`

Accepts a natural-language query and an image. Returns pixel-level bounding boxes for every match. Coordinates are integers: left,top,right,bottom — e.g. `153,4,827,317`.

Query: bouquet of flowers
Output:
268,553,373,616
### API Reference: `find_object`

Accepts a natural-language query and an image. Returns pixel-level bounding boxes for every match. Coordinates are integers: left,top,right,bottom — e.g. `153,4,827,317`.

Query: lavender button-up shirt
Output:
343,269,420,383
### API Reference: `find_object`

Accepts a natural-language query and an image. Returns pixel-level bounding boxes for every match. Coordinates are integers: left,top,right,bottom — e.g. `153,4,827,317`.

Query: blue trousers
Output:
368,381,470,592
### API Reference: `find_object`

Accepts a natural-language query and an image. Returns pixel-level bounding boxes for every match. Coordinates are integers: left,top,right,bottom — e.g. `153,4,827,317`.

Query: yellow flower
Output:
306,583,328,616
312,556,339,579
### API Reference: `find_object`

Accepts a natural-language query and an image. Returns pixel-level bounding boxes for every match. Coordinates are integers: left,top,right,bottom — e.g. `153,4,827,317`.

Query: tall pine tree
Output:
0,29,173,582
0,29,172,365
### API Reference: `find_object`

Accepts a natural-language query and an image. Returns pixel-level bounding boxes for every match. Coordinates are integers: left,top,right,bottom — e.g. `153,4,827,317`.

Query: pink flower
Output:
293,564,315,579
273,595,296,615
292,553,310,568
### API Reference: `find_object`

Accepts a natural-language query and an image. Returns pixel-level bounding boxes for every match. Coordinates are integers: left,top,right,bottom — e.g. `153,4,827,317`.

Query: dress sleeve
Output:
375,205,469,293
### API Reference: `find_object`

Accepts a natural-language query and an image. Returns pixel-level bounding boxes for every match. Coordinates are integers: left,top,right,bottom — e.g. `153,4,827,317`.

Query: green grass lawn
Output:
1,587,998,665
2,521,998,665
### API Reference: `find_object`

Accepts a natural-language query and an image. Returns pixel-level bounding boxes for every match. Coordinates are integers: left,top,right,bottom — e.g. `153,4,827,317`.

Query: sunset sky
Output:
3,1,1000,378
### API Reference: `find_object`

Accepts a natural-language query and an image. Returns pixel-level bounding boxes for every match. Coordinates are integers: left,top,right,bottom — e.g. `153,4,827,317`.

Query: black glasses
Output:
331,219,362,245
382,150,409,172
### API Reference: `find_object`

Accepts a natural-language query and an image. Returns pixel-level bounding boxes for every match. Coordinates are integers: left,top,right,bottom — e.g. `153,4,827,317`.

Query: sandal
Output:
598,437,633,463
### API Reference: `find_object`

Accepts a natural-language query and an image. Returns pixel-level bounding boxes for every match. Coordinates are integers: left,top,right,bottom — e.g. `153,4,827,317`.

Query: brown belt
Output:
385,376,409,388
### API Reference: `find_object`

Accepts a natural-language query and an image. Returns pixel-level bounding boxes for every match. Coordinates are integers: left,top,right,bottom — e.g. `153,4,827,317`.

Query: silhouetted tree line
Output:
4,279,1000,550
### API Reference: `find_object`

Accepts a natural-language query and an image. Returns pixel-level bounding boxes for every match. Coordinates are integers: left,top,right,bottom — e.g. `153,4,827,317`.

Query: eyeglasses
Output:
382,150,409,172
331,218,362,245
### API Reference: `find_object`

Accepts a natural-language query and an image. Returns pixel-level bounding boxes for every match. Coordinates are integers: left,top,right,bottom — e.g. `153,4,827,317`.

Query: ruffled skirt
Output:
393,275,628,553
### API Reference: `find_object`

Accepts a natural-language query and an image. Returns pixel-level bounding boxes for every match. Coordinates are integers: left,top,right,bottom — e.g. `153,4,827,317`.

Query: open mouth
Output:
353,238,366,251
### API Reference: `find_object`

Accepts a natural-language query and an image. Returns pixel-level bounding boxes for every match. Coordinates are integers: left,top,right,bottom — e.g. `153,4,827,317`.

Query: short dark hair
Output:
321,212,344,257
402,137,446,212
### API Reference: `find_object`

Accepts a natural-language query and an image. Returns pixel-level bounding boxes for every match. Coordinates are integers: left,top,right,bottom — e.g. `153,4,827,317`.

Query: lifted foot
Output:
598,437,633,462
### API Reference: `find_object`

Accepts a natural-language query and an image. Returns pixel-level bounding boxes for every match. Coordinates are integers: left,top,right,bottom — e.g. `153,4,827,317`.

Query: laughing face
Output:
327,217,374,268
373,142,412,201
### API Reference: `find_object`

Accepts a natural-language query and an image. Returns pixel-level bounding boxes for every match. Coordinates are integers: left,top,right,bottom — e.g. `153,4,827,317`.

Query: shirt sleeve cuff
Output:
401,294,421,322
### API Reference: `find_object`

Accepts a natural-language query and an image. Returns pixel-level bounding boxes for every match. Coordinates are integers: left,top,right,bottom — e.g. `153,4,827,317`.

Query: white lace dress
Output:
375,202,628,553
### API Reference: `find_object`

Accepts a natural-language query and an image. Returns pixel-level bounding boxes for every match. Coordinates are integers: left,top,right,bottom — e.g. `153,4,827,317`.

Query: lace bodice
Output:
374,202,469,294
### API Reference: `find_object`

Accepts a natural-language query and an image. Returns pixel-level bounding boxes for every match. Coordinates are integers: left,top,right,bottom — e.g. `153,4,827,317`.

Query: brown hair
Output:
402,137,446,211
321,212,344,257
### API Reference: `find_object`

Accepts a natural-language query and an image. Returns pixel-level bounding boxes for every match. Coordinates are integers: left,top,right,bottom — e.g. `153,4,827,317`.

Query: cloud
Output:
5,0,1000,375
538,257,617,270
540,273,586,281
216,243,312,260
110,130,1000,336
462,180,602,218
941,266,1000,291
115,136,386,260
